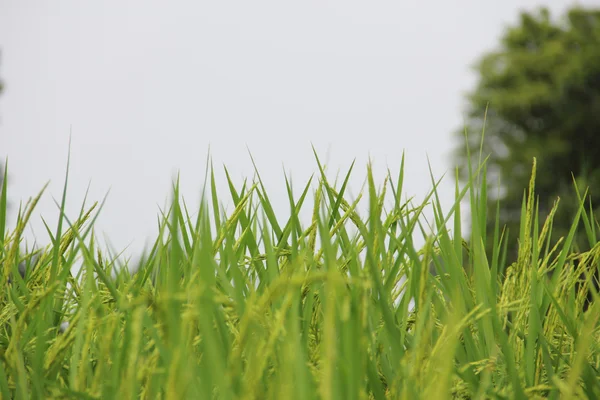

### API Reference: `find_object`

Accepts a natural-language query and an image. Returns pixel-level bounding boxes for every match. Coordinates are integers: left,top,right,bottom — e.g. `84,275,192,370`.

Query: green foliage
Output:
455,6,600,256
0,58,4,201
0,150,599,399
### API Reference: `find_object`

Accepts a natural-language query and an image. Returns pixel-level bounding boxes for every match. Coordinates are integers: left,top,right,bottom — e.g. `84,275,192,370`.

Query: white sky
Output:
0,0,592,258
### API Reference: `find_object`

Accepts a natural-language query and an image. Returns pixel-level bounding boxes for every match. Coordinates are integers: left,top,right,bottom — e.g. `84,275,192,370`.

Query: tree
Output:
455,6,600,261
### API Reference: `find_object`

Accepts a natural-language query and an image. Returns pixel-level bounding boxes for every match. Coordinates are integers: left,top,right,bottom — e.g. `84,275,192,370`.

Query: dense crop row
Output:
0,150,598,399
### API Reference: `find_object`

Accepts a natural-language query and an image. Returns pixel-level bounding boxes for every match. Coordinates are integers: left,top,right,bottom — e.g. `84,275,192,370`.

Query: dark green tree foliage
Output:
455,7,600,258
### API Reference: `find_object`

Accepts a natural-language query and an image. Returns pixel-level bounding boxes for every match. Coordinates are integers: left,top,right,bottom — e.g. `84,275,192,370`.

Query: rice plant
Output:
0,148,598,399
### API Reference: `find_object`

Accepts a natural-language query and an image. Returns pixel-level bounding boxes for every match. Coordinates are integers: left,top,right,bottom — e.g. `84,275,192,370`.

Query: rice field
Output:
0,148,599,399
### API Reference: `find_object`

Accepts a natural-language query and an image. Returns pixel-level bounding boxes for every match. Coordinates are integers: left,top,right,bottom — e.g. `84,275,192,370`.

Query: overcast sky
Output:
0,0,593,258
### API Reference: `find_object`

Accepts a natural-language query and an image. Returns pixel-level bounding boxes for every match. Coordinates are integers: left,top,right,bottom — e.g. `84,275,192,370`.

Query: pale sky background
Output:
0,0,594,259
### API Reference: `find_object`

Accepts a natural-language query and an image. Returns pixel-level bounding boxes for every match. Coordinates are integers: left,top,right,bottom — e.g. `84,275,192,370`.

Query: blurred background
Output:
1,1,598,262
